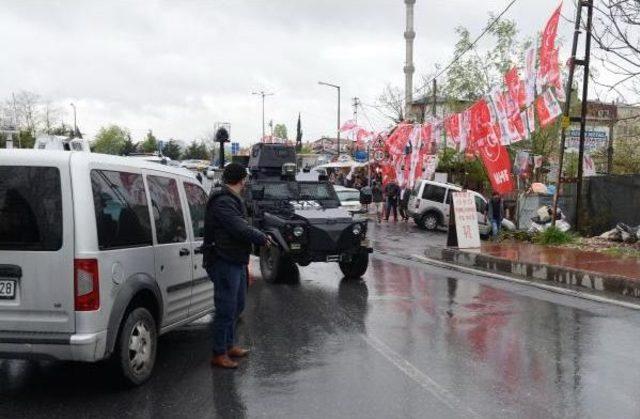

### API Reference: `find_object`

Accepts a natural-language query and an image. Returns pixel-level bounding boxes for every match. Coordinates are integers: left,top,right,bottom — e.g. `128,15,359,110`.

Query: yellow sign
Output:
561,116,570,129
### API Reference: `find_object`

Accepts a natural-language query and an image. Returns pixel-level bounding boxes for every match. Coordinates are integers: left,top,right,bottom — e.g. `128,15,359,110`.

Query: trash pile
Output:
599,223,640,243
528,205,571,233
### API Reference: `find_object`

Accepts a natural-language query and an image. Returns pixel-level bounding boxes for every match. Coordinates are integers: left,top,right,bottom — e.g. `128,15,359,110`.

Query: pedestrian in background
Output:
384,181,399,222
399,186,411,222
487,192,504,239
204,163,272,369
371,181,384,223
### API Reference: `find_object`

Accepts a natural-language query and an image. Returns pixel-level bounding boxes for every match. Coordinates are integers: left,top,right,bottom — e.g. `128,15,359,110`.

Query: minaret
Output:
404,0,416,121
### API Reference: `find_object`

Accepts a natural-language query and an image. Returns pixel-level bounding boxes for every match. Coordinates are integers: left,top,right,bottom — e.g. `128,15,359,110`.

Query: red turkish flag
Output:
386,123,413,157
479,125,515,195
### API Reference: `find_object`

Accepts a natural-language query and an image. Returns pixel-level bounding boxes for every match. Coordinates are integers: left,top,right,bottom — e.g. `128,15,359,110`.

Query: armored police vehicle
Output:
245,143,372,283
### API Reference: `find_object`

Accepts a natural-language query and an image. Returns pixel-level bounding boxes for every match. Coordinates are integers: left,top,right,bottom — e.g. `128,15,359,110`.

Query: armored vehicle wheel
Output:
339,252,369,279
260,246,297,284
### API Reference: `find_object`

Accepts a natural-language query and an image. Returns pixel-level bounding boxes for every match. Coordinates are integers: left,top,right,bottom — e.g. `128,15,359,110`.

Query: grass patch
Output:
533,227,575,246
602,247,640,258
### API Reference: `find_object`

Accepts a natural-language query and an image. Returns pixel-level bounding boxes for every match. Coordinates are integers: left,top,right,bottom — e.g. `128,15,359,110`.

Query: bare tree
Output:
11,91,41,135
42,101,62,134
591,0,640,97
375,84,404,124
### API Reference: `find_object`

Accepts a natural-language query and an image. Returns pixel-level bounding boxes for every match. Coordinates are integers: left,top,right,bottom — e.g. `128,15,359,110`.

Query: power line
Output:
412,0,520,100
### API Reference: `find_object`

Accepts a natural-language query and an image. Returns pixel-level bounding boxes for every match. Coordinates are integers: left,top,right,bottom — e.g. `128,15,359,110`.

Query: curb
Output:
422,245,640,304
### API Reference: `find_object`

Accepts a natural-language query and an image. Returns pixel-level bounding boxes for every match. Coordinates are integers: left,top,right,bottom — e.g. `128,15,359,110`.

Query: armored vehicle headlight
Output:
352,224,363,236
293,226,304,237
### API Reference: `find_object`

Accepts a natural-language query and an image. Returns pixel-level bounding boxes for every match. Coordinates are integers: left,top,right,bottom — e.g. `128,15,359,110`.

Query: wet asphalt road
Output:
3,222,640,418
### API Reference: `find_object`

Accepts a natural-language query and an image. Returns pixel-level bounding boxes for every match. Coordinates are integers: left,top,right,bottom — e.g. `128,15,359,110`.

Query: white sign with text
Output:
452,191,481,249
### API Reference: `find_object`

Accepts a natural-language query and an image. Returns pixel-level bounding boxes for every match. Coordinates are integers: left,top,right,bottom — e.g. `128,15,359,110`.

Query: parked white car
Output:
0,150,212,385
407,179,491,237
334,186,362,213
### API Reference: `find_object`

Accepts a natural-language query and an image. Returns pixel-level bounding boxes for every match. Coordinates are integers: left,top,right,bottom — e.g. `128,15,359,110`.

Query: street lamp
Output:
70,103,77,138
318,81,341,157
252,91,273,140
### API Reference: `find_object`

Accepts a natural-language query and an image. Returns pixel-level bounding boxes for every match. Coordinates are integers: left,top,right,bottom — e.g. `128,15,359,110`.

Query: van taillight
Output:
74,259,100,311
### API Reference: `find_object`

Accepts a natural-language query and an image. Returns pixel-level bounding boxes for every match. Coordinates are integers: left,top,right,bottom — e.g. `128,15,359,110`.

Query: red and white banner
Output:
468,99,492,145
524,45,537,105
535,89,562,127
538,4,562,92
505,67,526,109
479,126,515,195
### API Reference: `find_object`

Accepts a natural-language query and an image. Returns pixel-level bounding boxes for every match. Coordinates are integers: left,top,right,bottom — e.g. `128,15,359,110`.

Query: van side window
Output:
475,196,487,214
422,184,446,203
147,175,187,244
184,183,207,240
90,170,152,249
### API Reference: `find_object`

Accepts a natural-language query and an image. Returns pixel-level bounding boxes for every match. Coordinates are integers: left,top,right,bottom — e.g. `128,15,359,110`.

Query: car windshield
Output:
337,190,360,202
258,181,338,203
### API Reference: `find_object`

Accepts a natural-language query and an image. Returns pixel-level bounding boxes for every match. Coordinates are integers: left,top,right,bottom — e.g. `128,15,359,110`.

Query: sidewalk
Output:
424,241,640,302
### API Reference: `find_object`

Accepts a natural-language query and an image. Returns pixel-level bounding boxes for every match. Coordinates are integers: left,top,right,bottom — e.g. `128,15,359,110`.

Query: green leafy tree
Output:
182,140,209,160
139,130,159,153
92,125,130,155
162,139,182,160
121,135,138,156
273,123,288,140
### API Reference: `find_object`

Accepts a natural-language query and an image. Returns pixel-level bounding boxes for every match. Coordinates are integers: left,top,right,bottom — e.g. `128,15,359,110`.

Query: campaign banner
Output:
538,4,562,92
451,191,481,249
565,125,609,154
535,89,562,127
479,126,515,195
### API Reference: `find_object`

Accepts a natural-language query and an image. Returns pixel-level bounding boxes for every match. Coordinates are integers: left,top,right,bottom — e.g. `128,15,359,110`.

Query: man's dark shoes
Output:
211,354,238,369
228,346,250,358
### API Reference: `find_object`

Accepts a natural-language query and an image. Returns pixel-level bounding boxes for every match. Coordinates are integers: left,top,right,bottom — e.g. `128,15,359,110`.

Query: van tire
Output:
114,307,157,387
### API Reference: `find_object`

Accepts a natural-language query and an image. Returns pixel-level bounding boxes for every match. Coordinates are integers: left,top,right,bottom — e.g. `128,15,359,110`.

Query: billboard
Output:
565,125,609,154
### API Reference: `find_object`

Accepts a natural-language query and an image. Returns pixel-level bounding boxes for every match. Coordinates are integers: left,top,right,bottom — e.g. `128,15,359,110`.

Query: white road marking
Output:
361,333,482,418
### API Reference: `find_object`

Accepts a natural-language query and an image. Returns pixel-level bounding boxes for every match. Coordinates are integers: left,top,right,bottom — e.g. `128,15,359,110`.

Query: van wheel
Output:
421,212,439,231
339,252,369,279
260,246,297,284
114,307,157,386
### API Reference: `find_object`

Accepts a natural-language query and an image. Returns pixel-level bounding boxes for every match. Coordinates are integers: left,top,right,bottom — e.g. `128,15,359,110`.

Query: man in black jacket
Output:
203,163,271,369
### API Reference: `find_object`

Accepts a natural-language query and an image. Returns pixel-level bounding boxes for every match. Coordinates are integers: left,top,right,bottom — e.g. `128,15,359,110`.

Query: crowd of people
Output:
326,167,412,224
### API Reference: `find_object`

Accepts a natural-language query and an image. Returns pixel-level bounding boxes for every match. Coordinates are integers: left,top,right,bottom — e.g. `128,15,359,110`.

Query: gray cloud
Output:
1,0,585,145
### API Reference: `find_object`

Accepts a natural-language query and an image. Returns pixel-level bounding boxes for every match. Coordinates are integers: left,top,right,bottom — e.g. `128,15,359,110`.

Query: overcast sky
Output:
1,0,584,146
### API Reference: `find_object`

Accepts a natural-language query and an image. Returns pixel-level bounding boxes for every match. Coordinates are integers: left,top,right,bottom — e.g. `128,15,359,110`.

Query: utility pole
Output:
252,91,273,141
12,93,20,148
404,0,416,121
352,97,361,123
70,103,77,138
552,0,594,232
318,81,341,156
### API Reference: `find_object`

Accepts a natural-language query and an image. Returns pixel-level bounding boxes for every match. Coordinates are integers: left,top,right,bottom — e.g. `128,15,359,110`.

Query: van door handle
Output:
179,248,190,256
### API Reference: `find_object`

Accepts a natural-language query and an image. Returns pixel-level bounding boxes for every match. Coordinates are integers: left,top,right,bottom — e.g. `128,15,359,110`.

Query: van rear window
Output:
0,167,62,251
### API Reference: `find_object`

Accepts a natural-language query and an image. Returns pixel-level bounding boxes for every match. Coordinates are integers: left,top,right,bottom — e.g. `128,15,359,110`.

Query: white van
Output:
407,179,491,237
0,150,212,385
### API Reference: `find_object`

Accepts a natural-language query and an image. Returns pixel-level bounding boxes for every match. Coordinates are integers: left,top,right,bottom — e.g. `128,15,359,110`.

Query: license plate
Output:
290,243,301,250
0,280,16,299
